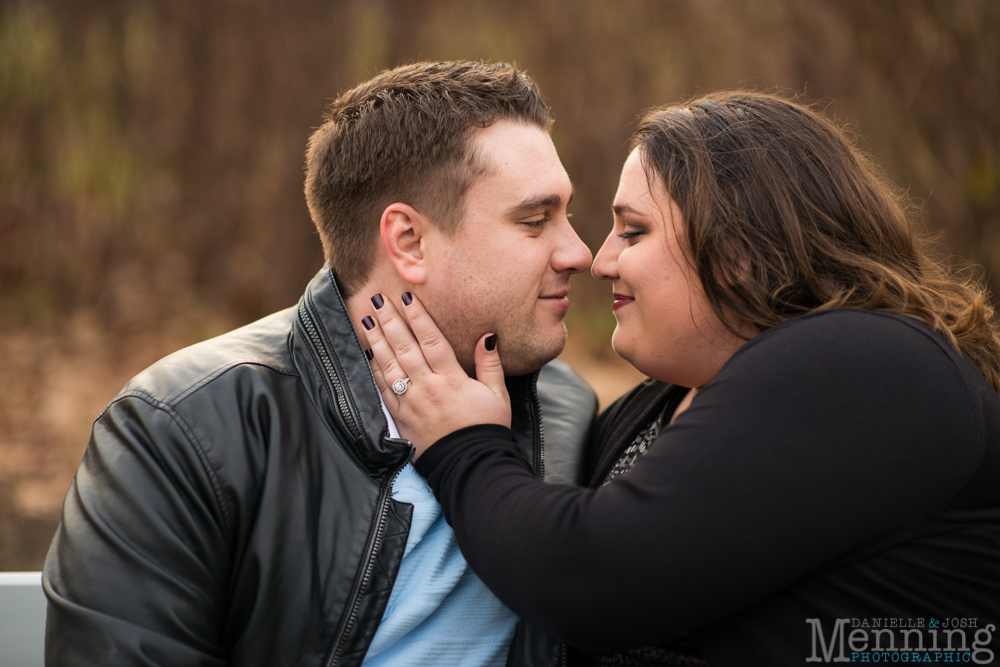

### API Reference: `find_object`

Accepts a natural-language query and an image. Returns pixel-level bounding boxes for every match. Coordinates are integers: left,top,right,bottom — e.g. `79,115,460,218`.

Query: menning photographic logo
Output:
806,617,996,664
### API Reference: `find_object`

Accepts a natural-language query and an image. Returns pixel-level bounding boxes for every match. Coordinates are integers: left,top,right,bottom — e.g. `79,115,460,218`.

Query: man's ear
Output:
380,202,428,285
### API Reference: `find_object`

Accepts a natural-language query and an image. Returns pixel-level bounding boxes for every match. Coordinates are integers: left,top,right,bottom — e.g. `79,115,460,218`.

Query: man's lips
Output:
613,293,635,311
539,289,570,312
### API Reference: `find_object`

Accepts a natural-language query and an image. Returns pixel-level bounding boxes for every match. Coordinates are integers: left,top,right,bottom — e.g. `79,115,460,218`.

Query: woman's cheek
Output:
610,322,633,365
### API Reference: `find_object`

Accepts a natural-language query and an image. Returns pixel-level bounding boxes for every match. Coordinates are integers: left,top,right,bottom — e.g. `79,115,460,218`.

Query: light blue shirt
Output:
362,400,517,666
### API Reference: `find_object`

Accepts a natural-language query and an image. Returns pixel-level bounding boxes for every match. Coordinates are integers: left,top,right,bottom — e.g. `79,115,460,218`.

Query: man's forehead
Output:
470,122,564,170
466,122,572,210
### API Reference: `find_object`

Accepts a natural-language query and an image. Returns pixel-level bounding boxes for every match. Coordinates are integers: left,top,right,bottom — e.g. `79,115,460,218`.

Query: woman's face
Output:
592,148,744,388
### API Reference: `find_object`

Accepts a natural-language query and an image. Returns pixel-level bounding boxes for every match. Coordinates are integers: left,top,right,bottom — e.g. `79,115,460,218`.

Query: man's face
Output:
420,121,592,376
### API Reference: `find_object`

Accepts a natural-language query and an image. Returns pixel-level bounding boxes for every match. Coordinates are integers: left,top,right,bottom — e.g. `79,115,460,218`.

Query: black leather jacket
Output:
43,268,596,667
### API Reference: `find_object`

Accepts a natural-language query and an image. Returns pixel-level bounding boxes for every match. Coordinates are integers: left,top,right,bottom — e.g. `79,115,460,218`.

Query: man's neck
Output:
343,275,410,351
345,290,378,351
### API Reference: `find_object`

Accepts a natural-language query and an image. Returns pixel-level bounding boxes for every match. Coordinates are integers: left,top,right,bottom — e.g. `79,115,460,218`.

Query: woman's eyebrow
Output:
613,203,645,218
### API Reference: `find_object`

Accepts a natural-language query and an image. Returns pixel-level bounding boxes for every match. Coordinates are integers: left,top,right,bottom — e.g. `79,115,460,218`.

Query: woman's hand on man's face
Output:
361,292,512,458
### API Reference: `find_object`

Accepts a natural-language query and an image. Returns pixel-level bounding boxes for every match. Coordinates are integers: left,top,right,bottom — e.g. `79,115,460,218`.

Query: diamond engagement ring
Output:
391,378,411,395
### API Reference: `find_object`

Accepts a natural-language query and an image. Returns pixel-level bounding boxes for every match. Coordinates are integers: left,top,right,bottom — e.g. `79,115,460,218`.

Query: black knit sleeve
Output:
414,310,988,650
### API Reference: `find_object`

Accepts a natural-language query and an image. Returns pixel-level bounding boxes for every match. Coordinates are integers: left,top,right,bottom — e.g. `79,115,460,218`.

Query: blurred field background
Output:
2,0,999,569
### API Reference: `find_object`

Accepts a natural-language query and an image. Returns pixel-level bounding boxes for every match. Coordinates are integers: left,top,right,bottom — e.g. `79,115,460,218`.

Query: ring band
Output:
391,378,411,395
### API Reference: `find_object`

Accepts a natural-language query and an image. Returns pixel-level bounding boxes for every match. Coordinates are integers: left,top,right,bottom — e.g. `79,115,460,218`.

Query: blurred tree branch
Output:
1,0,997,333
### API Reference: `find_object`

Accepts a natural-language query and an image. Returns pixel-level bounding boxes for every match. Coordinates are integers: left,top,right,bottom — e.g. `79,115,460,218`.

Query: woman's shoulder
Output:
715,308,995,486
721,308,991,421
751,307,948,342
702,308,998,513
733,308,966,373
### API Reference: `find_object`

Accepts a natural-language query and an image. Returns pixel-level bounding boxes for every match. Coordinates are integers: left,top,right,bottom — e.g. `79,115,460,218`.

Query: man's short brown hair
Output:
304,61,552,297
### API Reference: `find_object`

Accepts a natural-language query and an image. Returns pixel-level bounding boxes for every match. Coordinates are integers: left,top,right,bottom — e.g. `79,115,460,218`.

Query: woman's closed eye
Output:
618,226,645,241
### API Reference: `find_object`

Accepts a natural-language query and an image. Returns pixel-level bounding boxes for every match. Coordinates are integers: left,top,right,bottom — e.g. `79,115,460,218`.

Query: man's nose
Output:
553,219,593,275
591,230,619,281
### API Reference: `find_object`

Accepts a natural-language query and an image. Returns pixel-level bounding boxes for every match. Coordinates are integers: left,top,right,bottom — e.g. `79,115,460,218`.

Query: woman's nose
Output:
591,231,619,281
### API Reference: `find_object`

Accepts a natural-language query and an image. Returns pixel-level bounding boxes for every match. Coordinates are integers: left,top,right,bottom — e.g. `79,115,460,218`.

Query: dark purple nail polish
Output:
362,316,375,330
364,348,373,361
371,294,384,309
485,334,497,351
402,292,412,306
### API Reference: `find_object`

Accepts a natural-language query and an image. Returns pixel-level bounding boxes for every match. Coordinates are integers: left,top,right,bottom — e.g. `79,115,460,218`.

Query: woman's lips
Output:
613,294,634,311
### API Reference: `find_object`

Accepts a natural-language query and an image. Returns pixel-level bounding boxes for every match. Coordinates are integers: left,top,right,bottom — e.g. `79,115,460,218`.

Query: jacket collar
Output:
292,266,542,477
292,267,411,474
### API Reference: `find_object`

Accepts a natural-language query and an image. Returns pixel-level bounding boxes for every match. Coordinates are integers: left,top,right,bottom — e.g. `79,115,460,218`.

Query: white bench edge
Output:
0,571,43,586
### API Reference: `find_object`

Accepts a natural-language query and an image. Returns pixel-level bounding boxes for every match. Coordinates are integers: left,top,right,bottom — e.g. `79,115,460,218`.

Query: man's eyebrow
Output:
506,186,575,217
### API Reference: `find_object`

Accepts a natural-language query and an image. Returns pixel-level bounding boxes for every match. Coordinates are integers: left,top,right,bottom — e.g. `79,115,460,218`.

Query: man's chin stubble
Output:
431,304,567,376
496,324,568,376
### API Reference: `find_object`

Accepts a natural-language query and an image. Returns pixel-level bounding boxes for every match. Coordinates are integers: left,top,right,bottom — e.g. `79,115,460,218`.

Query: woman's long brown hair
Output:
632,91,1000,392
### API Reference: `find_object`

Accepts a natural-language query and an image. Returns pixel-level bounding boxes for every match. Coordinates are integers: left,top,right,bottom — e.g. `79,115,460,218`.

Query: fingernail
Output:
364,348,373,361
362,316,375,330
371,294,384,309
402,292,412,306
485,334,497,351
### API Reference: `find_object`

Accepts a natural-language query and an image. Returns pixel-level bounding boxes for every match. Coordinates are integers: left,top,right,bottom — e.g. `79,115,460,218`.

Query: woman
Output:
360,91,1000,665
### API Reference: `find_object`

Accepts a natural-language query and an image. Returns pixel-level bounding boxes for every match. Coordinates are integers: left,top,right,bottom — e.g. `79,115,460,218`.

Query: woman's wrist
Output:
413,424,514,475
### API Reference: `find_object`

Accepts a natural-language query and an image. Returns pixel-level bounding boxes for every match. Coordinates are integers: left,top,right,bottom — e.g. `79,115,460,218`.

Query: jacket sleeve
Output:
415,311,986,651
44,392,231,666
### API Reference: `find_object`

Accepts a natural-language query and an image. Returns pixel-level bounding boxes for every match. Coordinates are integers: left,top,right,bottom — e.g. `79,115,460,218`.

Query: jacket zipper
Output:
298,290,409,665
298,297,363,441
529,369,545,482
531,370,569,667
327,459,408,667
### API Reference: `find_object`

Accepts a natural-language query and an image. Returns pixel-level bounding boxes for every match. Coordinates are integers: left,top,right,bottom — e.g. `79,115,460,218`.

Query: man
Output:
43,61,597,666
